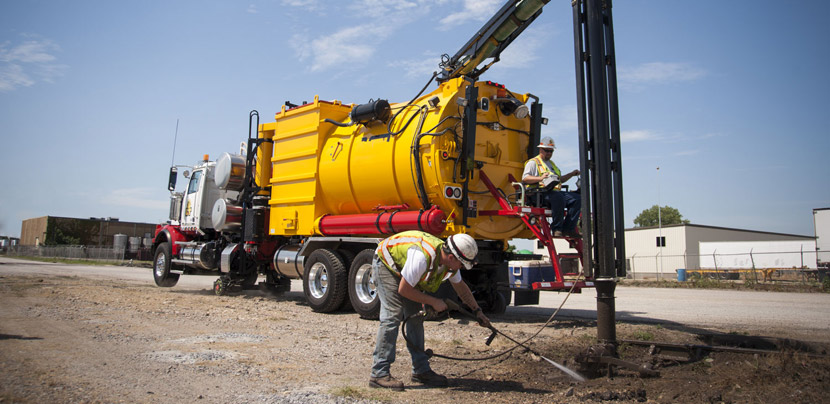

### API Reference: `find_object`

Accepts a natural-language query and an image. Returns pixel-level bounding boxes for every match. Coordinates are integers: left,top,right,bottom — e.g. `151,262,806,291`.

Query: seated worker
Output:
521,137,581,237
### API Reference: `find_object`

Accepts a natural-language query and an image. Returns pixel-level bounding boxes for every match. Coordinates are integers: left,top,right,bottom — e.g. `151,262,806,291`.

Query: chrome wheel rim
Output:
308,262,328,299
354,263,376,304
154,253,166,277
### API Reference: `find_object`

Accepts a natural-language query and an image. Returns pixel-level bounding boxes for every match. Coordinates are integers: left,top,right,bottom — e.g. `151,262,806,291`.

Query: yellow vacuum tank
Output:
257,77,533,241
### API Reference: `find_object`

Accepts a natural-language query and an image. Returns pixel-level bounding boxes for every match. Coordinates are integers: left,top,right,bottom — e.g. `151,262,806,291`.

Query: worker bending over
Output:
369,230,490,391
522,137,581,237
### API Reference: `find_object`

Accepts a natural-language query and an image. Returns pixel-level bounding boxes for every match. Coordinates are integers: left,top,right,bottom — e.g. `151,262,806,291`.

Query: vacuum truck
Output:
152,0,594,319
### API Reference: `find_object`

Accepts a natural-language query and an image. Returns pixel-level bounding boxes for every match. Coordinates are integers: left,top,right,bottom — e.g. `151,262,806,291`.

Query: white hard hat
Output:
447,234,478,270
538,137,556,150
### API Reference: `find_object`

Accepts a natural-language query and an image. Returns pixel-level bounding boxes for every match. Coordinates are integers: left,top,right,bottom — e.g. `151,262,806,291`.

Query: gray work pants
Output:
369,255,430,378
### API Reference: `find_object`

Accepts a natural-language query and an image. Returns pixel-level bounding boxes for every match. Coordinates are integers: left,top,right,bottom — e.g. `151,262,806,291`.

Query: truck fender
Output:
153,226,189,256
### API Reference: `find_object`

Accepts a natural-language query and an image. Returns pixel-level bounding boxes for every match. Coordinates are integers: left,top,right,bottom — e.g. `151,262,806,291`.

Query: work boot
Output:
553,230,564,238
369,375,404,391
411,370,448,387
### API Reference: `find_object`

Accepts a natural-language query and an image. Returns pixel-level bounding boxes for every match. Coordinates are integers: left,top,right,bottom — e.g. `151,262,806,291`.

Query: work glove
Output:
473,308,491,328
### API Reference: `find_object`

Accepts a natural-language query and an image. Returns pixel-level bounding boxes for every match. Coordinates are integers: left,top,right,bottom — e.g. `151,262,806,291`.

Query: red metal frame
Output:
477,170,593,292
154,224,191,255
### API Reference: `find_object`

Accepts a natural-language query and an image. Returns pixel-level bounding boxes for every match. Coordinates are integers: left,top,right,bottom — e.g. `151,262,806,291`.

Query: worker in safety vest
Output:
369,231,490,391
522,137,581,237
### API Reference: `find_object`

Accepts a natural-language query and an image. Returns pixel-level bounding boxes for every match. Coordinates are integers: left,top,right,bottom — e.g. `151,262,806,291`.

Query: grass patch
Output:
331,385,366,400
7,255,127,266
7,255,154,268
631,330,654,341
577,333,596,344
330,385,395,402
620,277,827,293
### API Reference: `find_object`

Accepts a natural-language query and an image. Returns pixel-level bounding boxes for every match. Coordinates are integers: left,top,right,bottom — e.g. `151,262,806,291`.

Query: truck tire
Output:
153,242,179,287
303,249,348,313
348,249,380,320
240,270,259,290
487,291,508,315
261,271,291,295
337,249,356,311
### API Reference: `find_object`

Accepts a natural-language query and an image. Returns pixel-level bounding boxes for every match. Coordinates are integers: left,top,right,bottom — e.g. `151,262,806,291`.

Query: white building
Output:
814,208,830,267
535,224,816,280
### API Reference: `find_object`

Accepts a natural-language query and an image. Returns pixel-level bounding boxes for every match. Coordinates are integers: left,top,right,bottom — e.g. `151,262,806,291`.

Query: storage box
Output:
508,260,556,290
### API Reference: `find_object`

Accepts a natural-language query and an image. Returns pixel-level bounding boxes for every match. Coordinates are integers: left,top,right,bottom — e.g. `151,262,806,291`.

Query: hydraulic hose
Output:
323,118,354,127
400,277,587,381
386,72,437,136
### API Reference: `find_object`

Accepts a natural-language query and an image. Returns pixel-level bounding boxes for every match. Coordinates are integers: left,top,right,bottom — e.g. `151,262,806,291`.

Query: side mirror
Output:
168,167,178,191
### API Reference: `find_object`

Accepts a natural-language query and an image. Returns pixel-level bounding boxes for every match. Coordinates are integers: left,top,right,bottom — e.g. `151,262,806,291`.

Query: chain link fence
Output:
5,245,154,263
626,249,826,283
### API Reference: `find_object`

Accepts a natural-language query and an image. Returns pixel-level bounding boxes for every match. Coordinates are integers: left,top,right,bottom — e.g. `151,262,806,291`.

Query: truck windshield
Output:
187,171,203,195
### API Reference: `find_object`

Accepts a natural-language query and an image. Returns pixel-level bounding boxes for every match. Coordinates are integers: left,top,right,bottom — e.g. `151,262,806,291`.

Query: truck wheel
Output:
261,271,291,295
213,277,228,296
303,249,348,313
348,249,379,320
485,291,508,315
240,270,259,290
153,242,179,287
337,249,356,311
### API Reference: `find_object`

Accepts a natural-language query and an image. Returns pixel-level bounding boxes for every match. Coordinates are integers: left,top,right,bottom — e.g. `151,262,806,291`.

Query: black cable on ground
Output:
401,275,584,362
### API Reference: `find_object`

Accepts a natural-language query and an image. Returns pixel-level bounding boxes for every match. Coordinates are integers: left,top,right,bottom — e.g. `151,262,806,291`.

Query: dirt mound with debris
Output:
1,273,828,403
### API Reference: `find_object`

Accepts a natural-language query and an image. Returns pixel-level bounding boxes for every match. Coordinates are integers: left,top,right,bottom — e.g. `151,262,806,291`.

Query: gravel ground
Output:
1,258,829,403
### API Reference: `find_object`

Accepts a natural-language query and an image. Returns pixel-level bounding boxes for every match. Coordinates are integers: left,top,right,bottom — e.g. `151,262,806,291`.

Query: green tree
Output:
633,205,689,227
45,218,99,245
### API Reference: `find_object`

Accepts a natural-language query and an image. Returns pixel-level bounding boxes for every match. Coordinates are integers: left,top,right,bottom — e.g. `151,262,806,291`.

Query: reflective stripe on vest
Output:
527,156,562,190
376,230,456,293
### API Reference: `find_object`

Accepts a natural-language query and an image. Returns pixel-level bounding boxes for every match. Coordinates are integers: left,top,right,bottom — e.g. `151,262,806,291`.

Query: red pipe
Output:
317,207,446,236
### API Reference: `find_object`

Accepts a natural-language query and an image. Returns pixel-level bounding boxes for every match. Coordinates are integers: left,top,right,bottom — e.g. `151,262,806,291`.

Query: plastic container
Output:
676,268,687,282
508,260,556,289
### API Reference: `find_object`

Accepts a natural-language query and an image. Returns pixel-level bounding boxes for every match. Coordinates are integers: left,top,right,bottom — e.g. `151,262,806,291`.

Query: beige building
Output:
20,216,158,246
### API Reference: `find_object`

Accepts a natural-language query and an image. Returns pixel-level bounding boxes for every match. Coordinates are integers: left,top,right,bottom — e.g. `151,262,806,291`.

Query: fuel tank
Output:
256,78,534,241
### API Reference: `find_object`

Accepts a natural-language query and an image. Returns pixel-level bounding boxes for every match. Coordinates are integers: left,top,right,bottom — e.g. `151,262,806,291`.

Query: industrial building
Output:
19,216,157,247
536,223,817,280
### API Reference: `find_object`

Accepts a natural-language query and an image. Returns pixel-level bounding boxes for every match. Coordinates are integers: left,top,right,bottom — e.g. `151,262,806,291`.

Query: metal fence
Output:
4,245,154,263
627,249,823,282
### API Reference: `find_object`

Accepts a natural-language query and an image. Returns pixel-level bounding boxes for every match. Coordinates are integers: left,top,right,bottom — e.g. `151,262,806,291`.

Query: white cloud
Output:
102,188,168,211
439,0,502,30
541,105,578,138
350,0,420,18
490,24,548,70
281,0,321,11
0,36,67,92
247,4,259,14
296,0,536,73
388,52,442,78
0,64,34,92
674,149,700,156
296,25,388,72
621,130,658,143
295,1,437,72
618,62,706,87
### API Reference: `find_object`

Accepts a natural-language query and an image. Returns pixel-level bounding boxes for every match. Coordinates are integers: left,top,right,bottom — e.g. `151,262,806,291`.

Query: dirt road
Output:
1,257,829,403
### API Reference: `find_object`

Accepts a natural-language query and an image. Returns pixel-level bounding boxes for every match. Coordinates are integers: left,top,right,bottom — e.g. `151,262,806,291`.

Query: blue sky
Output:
1,0,828,239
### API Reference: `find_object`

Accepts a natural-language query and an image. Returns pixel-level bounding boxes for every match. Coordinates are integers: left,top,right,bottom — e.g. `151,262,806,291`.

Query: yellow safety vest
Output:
376,231,457,293
527,156,562,190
